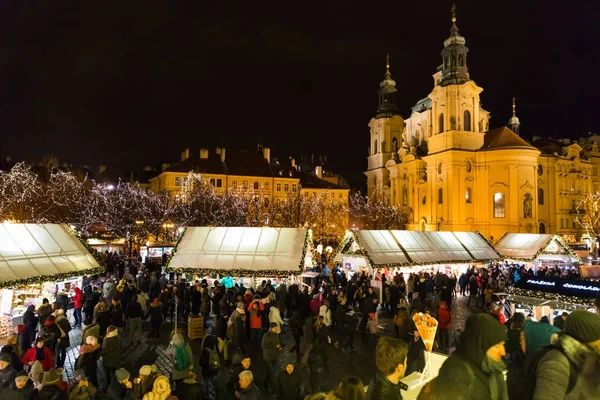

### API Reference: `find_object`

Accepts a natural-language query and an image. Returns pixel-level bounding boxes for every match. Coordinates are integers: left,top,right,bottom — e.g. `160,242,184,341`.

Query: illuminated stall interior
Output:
166,227,311,287
0,223,102,337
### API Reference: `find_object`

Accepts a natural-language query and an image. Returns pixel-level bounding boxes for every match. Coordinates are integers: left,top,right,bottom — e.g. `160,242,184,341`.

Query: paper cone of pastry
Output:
412,312,438,352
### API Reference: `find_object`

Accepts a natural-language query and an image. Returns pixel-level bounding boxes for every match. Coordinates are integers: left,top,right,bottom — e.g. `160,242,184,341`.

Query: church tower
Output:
508,97,521,134
365,55,405,199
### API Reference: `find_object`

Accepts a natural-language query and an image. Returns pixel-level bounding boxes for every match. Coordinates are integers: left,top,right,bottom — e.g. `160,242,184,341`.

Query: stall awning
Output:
339,230,501,267
494,233,580,263
167,227,309,276
0,224,102,285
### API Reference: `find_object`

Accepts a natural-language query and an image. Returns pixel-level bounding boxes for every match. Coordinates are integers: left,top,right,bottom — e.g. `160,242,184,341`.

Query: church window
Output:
439,113,444,133
465,187,472,203
403,185,408,206
463,110,471,131
438,188,443,204
459,55,464,66
437,162,442,175
465,160,472,173
539,223,546,234
538,188,544,205
494,192,505,218
374,140,378,154
538,165,544,176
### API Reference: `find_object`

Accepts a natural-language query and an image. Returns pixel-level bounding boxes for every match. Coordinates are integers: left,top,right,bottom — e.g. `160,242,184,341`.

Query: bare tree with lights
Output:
0,162,49,222
576,193,600,254
349,191,409,230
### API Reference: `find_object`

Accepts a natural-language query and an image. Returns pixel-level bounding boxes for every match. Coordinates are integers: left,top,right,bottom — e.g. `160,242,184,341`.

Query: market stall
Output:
0,223,104,337
337,230,501,278
494,233,581,272
166,227,311,288
508,276,599,322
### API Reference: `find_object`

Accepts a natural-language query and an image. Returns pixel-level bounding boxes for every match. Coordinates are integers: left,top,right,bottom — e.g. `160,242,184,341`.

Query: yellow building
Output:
365,12,587,243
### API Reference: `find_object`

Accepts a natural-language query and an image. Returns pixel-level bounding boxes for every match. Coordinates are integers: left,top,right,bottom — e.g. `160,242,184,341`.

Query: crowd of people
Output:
0,251,599,400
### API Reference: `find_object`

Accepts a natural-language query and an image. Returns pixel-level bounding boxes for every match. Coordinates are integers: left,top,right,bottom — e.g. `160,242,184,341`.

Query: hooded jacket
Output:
430,313,508,400
101,329,121,368
0,379,38,400
166,334,193,381
23,306,38,330
72,287,83,309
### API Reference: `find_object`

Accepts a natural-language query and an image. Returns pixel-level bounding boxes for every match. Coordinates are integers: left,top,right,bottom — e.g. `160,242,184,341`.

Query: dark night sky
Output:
0,1,599,189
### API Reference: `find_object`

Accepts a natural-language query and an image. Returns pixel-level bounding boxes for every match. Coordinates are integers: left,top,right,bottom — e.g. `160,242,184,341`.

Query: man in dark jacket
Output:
0,353,17,389
238,370,262,400
276,363,301,400
428,313,508,400
0,370,37,400
22,305,38,331
553,312,568,330
37,299,52,327
107,368,133,400
227,354,259,397
365,337,408,400
101,326,121,386
262,322,281,393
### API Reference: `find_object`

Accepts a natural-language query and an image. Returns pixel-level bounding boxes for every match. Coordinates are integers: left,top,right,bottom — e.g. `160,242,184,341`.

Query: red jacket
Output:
436,303,453,330
247,301,264,329
22,346,54,371
73,287,83,308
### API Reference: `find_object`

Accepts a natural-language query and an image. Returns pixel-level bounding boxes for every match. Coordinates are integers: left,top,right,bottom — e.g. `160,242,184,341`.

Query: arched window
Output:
403,184,408,206
465,187,472,203
494,192,505,218
538,188,544,205
439,113,444,133
373,139,378,154
539,223,546,234
438,188,444,204
463,110,471,131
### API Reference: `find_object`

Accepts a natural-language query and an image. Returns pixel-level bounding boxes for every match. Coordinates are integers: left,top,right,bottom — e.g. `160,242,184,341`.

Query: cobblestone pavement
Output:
59,294,477,399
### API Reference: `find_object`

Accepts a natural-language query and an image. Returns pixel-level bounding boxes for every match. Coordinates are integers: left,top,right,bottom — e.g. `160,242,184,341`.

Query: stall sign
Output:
515,277,600,298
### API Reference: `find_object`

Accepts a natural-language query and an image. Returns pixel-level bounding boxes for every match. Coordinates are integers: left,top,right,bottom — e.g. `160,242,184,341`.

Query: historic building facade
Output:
365,13,600,244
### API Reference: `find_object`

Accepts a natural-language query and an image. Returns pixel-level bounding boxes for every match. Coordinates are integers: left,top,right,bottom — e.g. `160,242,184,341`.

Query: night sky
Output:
0,1,599,189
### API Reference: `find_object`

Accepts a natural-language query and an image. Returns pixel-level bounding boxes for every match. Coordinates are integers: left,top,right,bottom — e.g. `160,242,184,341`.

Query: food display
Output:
412,312,438,352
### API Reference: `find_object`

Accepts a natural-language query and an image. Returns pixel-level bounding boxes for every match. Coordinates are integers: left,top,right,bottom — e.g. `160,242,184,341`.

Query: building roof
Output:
532,137,562,155
482,126,536,150
298,171,346,190
164,152,227,175
224,149,272,177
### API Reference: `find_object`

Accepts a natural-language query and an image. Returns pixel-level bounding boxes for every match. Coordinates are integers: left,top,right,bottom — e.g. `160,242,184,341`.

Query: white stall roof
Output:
348,230,500,267
0,224,101,284
168,227,308,275
494,233,579,262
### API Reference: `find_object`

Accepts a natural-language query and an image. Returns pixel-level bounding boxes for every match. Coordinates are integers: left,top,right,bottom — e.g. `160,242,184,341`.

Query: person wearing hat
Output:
426,313,508,400
54,309,71,369
39,316,59,357
76,336,100,389
165,333,194,383
107,368,133,400
133,365,161,400
21,337,54,372
0,370,36,400
0,352,16,389
29,360,44,390
261,322,282,394
141,375,171,400
38,368,67,400
101,325,121,387
525,310,600,399
68,369,97,400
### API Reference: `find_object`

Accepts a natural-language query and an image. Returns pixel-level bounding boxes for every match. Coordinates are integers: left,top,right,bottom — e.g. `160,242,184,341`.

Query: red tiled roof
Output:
482,126,536,150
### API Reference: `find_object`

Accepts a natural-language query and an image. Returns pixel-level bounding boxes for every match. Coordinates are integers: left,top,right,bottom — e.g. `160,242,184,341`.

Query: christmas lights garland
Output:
507,286,596,307
0,267,107,290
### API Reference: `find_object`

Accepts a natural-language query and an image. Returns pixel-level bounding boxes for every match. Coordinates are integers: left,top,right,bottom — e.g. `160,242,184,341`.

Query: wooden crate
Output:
187,315,204,340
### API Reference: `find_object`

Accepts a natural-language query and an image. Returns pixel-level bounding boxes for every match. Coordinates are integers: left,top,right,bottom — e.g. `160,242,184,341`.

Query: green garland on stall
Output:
72,227,107,269
0,267,107,289
507,286,596,306
298,229,310,271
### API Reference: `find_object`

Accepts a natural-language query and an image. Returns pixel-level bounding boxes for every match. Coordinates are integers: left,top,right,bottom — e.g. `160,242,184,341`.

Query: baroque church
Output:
365,11,600,244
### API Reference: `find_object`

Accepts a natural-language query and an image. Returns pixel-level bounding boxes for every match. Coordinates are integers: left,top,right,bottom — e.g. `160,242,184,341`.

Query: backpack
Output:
209,345,221,370
417,353,474,399
507,345,577,400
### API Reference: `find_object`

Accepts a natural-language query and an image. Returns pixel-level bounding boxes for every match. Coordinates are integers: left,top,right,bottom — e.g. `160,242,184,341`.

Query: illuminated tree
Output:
349,191,409,230
0,163,48,222
576,192,600,240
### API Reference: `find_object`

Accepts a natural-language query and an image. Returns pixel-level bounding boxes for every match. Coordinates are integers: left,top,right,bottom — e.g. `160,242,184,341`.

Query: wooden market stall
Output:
0,223,104,337
494,233,581,271
166,227,312,287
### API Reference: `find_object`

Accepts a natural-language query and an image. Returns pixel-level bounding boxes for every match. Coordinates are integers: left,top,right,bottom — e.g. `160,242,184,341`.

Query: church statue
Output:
523,194,533,218
478,119,483,132
450,116,456,130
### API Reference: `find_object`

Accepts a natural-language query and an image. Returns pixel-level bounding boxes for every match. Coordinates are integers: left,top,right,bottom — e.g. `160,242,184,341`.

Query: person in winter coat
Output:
110,299,124,328
37,368,67,400
54,310,71,369
126,296,143,347
81,324,100,347
23,305,38,331
166,333,194,383
200,287,211,318
365,337,408,400
37,300,53,327
504,312,525,360
68,369,97,400
76,336,100,389
133,365,161,400
171,372,204,400
101,326,121,387
28,361,44,391
0,353,17,389
1,345,23,373
53,291,69,315
308,340,328,394
393,306,410,341
141,375,171,400
427,313,508,400
22,337,54,371
268,305,284,334
289,311,304,362
18,325,35,357
231,303,247,355
436,301,453,351
149,299,163,340
276,363,301,400
38,316,59,356
406,323,426,375
0,370,38,400
72,286,83,328
81,286,94,326
199,335,219,399
227,355,259,398
262,323,282,393
525,310,600,400
238,371,262,400
247,299,264,344
107,368,133,400
95,303,112,339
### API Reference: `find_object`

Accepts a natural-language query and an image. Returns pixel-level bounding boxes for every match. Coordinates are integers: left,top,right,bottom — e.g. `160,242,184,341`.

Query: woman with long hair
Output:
331,376,365,400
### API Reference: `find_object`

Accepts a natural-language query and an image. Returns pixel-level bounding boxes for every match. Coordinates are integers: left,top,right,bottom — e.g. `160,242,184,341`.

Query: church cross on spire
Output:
512,97,516,116
386,53,390,70
451,3,457,23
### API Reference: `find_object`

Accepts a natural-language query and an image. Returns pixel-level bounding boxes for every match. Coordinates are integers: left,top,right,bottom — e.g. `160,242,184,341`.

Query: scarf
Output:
174,344,189,371
36,347,45,361
481,356,506,400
